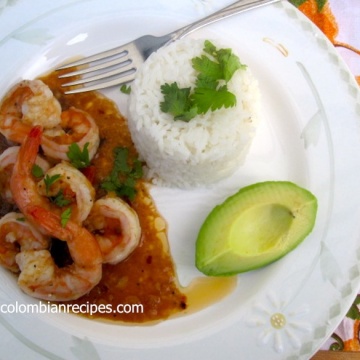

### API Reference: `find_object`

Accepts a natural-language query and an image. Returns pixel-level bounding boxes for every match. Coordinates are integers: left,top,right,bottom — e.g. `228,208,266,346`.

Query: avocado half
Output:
195,181,318,276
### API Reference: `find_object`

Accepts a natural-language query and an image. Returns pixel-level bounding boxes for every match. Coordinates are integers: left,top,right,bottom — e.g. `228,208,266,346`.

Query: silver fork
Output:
57,0,280,94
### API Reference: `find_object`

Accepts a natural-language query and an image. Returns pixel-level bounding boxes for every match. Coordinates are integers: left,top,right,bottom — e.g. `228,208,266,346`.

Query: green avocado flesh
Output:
195,181,317,276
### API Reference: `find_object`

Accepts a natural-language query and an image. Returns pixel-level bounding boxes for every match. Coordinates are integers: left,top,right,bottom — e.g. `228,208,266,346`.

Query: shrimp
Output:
0,146,50,204
41,107,100,161
15,205,102,301
0,80,61,143
9,128,102,300
0,212,49,272
37,161,95,224
10,126,52,229
85,196,141,265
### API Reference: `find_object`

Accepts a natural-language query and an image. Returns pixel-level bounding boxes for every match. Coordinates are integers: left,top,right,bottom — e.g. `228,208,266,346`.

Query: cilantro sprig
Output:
32,164,70,207
66,142,91,169
44,174,61,195
43,174,73,207
194,40,243,83
100,147,143,201
52,189,72,207
160,40,246,122
160,83,197,121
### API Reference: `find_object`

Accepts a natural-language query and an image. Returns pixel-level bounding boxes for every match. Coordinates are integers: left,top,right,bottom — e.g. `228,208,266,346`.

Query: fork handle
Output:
170,0,280,40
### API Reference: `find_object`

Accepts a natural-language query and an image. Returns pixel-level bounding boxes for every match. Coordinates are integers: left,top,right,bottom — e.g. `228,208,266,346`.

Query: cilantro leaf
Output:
174,107,198,122
191,87,236,114
195,74,218,90
160,83,198,122
160,40,245,122
216,48,245,82
44,174,61,195
100,147,143,201
51,190,72,207
112,147,131,174
60,208,72,228
160,83,192,116
32,164,44,178
66,142,90,169
120,84,131,94
197,40,246,82
203,39,217,56
191,55,222,81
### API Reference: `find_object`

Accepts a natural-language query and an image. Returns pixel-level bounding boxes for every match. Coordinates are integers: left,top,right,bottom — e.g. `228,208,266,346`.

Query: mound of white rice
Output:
128,38,261,188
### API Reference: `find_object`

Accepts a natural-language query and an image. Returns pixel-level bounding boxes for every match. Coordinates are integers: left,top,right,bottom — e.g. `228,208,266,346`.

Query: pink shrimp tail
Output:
13,125,43,172
28,125,43,140
25,125,43,155
10,126,45,216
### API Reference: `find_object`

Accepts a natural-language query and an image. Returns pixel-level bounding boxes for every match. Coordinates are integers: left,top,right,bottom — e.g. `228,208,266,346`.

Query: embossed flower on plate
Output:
247,291,312,353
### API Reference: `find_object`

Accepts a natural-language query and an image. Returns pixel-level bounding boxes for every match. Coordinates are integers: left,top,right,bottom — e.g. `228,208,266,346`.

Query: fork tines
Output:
57,44,137,94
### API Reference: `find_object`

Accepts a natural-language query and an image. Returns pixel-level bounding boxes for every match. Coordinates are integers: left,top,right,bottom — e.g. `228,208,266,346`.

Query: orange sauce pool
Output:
39,71,237,323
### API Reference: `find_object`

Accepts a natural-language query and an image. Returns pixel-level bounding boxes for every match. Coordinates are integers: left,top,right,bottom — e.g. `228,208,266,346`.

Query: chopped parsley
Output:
120,84,131,94
66,142,90,169
44,174,61,195
31,164,44,178
60,208,72,228
51,189,72,207
160,40,246,122
43,174,72,207
100,147,143,201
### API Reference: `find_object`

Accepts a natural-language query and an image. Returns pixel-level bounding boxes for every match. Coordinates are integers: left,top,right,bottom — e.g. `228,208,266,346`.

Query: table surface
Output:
312,351,360,359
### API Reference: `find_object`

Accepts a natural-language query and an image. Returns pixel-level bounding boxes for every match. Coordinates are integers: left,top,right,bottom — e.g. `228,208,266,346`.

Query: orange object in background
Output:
298,0,360,85
298,0,338,43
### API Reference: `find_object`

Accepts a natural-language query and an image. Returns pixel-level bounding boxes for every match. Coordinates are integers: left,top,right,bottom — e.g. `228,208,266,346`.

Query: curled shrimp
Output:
85,196,141,265
10,126,52,227
10,127,102,300
0,80,61,143
37,161,95,224
0,146,50,204
0,212,49,273
41,107,100,161
16,206,102,301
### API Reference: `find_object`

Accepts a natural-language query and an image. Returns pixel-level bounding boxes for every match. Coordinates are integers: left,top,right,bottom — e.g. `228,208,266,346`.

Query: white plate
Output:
1,0,360,359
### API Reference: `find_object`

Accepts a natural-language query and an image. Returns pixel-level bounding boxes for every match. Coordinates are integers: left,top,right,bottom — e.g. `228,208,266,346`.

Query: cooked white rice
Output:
128,37,261,188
